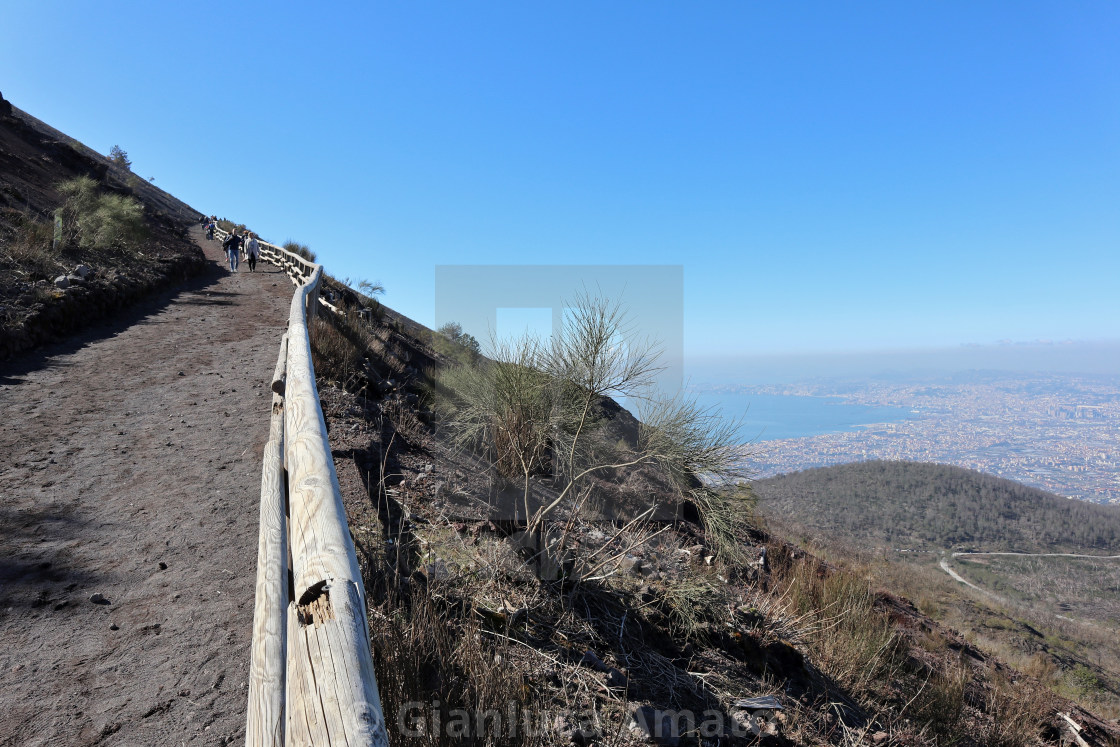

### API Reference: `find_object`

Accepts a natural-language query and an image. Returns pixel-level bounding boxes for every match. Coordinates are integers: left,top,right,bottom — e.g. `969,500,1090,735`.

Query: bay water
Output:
689,390,914,444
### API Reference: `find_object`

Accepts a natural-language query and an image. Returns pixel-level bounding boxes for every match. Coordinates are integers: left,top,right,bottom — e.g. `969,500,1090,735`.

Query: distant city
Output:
722,372,1120,505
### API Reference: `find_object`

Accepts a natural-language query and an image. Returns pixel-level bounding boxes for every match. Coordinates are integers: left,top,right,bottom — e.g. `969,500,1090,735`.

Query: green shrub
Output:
283,240,316,262
108,145,131,170
429,322,481,365
56,176,146,249
433,293,746,573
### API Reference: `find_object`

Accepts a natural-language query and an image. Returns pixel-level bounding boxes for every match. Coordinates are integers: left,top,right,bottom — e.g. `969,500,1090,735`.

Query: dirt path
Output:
938,556,986,593
952,551,1120,560
0,227,293,746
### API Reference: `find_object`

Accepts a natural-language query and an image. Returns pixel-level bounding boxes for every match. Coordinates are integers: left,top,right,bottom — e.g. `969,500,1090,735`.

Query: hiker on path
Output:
244,233,260,272
222,230,243,272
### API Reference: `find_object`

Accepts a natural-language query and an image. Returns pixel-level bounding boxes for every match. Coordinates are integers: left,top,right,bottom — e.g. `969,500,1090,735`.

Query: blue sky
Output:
3,1,1118,365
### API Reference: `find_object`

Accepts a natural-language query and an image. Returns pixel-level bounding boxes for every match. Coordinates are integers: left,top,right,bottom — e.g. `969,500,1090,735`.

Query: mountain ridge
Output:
755,460,1120,555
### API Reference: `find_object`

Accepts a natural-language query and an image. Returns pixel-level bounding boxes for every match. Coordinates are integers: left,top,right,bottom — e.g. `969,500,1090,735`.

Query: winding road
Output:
938,550,1120,600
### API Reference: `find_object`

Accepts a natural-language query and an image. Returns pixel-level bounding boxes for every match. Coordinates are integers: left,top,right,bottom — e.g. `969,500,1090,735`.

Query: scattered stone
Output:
619,556,641,574
872,732,889,743
89,593,108,605
629,705,680,746
579,650,608,672
605,667,628,689
54,275,70,289
66,274,84,285
73,264,93,279
733,695,782,711
421,560,450,581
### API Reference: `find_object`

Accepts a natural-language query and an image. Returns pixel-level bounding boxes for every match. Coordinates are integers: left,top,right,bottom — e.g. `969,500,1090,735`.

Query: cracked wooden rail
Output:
218,227,386,747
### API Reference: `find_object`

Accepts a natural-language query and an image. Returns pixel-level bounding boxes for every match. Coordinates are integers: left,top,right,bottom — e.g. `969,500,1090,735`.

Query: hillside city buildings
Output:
742,374,1120,505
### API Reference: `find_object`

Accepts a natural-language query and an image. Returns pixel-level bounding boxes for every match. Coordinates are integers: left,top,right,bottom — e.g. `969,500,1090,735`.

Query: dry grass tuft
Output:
977,670,1048,747
774,553,904,697
369,585,547,747
1,208,61,279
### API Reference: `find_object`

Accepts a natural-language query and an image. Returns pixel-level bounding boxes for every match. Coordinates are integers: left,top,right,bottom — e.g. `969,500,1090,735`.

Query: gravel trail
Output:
0,227,291,746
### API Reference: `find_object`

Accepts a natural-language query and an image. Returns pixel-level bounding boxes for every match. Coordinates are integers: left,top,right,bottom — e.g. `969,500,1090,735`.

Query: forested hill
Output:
754,460,1120,554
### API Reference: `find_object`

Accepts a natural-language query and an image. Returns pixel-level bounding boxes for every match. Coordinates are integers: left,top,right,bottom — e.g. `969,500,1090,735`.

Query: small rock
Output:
89,593,108,605
66,274,84,285
158,562,167,570
421,561,450,581
177,371,185,377
74,264,93,279
629,705,680,746
54,275,70,289
872,732,889,743
619,556,641,574
580,650,608,672
109,624,119,631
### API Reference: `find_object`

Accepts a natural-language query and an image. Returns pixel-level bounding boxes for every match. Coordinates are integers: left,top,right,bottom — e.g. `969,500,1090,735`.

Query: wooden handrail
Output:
246,351,289,745
240,232,387,746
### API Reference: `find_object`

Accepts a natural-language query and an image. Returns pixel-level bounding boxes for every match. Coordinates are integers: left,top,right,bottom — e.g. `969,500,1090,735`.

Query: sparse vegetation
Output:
108,144,131,171
428,322,481,365
0,207,57,278
433,293,747,573
303,298,1120,746
284,240,316,262
772,549,903,696
0,109,206,358
759,463,1120,720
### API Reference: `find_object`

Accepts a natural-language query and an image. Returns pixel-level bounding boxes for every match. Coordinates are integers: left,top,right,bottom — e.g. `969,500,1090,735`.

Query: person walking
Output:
222,230,243,272
245,232,260,272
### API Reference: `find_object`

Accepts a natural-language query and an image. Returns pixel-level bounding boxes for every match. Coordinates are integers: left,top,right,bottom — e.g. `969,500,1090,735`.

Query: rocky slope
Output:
308,300,1120,746
0,91,205,359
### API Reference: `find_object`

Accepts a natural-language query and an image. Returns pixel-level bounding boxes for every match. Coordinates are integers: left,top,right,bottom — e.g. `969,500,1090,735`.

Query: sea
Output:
689,390,914,444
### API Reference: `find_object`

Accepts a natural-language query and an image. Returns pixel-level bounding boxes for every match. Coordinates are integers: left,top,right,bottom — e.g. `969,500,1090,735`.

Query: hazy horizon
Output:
687,339,1120,387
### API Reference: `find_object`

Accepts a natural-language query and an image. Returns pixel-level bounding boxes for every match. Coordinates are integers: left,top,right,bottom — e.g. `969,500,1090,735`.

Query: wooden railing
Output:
213,229,387,746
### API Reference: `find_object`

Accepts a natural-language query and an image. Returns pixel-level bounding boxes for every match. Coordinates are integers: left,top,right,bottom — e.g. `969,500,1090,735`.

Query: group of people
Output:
198,215,262,273
221,229,260,273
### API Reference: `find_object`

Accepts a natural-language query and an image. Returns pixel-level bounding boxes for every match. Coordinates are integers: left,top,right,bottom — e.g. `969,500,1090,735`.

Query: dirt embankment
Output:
0,228,292,746
0,96,207,360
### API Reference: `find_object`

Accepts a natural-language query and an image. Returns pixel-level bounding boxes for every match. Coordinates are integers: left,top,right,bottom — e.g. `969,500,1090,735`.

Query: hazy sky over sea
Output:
2,2,1117,358
689,341,1120,386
